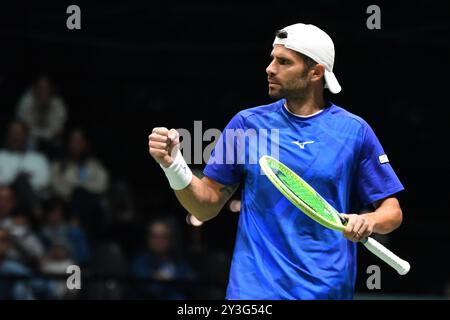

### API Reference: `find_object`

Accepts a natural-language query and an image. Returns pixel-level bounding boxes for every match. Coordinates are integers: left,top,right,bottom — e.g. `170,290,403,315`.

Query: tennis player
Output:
148,23,404,299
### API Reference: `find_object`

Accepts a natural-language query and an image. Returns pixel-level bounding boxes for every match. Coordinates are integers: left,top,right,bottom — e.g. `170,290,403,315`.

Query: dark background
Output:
0,0,449,298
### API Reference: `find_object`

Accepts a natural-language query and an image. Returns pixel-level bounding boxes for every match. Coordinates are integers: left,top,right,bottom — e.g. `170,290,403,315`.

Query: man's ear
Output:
310,64,325,83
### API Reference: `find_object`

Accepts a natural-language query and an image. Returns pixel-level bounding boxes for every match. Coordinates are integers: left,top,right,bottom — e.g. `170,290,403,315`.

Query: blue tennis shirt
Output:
203,99,404,300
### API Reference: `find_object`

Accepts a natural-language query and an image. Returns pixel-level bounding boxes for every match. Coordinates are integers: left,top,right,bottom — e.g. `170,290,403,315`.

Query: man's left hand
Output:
341,213,375,242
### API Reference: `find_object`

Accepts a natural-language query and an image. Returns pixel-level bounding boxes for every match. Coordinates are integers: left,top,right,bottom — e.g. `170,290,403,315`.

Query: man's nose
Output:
266,61,276,76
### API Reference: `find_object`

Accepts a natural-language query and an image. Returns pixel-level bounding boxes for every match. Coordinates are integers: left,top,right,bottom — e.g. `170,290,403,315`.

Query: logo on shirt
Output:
292,140,315,149
378,154,389,164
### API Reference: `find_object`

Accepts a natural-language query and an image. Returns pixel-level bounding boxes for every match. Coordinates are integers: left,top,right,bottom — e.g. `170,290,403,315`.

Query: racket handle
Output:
361,237,411,275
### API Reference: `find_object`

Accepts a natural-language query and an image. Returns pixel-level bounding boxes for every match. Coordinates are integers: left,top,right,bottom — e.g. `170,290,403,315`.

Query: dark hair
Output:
0,227,11,238
147,216,185,258
8,119,29,133
33,74,54,89
3,120,29,150
298,53,318,71
42,197,70,220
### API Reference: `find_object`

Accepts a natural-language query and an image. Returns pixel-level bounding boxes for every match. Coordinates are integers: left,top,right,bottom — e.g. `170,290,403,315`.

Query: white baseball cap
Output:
273,23,342,94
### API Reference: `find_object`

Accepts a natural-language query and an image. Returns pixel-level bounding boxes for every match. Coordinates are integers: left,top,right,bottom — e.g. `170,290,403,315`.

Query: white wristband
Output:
160,149,193,190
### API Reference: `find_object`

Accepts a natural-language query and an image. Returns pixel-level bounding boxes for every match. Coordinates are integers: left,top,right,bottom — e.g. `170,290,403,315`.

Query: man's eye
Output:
279,59,289,65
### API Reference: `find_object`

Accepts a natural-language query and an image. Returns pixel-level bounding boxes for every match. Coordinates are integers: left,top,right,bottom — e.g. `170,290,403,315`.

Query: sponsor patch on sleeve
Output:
378,154,389,164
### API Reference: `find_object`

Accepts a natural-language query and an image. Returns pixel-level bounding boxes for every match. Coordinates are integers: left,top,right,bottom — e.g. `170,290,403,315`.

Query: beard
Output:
268,70,311,101
268,85,284,99
268,79,310,101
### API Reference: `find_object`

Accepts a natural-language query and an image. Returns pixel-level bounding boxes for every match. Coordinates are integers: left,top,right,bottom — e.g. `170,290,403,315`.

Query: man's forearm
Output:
363,197,403,234
174,176,223,222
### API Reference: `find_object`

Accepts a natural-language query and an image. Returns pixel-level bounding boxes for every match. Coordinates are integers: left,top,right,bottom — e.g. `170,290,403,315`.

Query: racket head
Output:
259,155,345,232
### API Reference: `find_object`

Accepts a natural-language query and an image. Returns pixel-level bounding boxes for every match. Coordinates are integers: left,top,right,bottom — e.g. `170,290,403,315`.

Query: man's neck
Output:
285,95,326,116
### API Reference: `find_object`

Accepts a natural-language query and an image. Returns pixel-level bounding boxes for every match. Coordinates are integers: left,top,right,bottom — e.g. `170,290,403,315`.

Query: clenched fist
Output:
148,127,180,168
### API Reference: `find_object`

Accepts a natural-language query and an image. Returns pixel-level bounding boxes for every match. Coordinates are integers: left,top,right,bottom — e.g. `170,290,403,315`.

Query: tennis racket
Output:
259,155,410,275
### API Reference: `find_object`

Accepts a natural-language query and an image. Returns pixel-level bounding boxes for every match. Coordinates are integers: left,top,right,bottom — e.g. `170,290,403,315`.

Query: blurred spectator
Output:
0,121,51,214
103,182,142,258
0,227,35,299
86,241,128,299
130,218,195,299
2,213,45,269
40,244,74,274
51,128,109,199
39,198,90,267
51,128,109,238
0,186,44,268
0,185,17,226
39,242,75,299
16,75,67,157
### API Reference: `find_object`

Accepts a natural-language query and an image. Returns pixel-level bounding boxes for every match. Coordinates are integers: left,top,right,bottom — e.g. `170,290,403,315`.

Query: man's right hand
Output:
148,127,180,168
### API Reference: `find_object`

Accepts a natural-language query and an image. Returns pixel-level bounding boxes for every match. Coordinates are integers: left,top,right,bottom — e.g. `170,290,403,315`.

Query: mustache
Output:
267,78,281,84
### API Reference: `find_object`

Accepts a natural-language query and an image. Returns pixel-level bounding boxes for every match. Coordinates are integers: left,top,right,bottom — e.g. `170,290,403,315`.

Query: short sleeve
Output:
203,113,246,186
354,122,404,206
